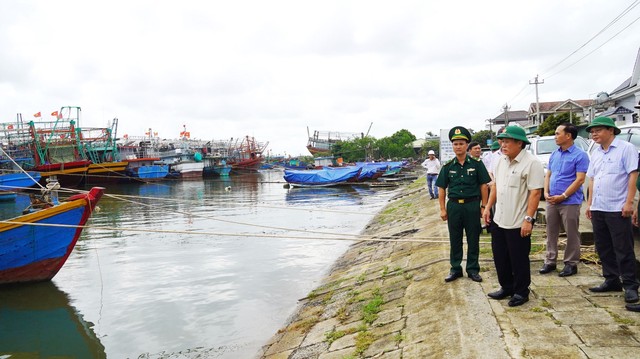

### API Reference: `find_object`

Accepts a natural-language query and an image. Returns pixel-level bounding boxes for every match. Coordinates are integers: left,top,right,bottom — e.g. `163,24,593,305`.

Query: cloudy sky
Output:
1,0,639,156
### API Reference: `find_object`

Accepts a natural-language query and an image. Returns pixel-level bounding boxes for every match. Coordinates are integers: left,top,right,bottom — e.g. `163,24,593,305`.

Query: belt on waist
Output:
449,196,480,204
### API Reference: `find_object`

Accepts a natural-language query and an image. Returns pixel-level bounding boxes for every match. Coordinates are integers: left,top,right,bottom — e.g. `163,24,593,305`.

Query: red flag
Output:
34,112,41,118
51,111,59,117
7,124,14,130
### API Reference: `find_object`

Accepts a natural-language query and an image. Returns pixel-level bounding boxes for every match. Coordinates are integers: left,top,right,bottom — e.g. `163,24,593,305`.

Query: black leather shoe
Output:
444,272,463,282
589,281,623,293
626,303,640,312
625,289,639,303
488,288,512,300
538,263,556,274
558,264,577,277
508,294,529,307
468,273,483,282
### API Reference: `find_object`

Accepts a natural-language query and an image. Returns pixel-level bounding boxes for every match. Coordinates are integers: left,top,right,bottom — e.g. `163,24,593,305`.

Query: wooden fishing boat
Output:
0,186,104,285
227,136,268,172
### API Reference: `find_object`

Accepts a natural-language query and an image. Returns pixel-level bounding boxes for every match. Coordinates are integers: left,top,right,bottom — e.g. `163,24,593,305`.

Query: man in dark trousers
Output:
584,117,639,306
437,126,490,283
483,126,544,307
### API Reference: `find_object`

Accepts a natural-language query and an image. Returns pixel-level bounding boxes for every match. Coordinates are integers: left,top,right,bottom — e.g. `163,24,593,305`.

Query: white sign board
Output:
439,128,454,163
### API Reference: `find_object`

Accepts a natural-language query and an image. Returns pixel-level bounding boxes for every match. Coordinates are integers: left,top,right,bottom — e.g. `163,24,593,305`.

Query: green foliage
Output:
536,112,580,136
331,136,374,163
420,139,440,157
362,288,384,324
472,130,493,148
331,129,417,162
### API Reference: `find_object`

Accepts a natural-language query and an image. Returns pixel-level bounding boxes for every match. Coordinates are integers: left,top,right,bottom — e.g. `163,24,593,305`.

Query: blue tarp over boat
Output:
284,166,361,187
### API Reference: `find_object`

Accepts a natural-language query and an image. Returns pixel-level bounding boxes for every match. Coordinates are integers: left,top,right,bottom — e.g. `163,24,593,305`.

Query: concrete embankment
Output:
259,179,640,358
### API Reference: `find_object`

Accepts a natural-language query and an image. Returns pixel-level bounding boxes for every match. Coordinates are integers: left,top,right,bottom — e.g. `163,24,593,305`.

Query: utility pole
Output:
502,103,511,127
529,75,544,124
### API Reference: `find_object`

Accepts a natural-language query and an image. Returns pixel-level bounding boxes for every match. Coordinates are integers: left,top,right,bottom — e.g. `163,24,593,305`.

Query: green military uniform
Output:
436,127,491,277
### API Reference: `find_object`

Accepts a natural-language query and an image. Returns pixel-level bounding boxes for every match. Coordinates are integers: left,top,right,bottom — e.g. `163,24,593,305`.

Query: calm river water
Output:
0,170,398,358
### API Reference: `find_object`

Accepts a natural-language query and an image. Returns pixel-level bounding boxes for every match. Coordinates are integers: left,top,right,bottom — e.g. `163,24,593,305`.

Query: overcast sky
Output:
1,0,639,156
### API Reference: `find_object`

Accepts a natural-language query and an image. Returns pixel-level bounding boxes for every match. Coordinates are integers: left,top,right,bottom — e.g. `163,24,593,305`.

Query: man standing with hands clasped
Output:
540,123,589,277
483,126,544,307
584,117,639,306
436,127,490,283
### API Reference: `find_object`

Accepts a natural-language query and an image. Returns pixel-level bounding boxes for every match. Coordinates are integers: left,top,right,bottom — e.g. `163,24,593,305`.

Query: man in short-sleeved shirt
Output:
437,126,491,283
540,123,589,277
584,117,639,307
483,126,544,307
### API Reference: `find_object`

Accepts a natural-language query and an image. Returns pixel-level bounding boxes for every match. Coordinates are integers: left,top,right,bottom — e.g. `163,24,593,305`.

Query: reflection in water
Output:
0,281,106,358
4,170,398,358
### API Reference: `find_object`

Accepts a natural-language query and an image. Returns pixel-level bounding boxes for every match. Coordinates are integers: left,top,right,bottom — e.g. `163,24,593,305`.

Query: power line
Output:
541,0,640,76
546,13,640,79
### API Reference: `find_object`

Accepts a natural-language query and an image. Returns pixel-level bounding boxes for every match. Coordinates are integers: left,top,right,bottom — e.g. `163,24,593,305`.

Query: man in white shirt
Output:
421,150,441,200
483,126,544,307
584,117,639,307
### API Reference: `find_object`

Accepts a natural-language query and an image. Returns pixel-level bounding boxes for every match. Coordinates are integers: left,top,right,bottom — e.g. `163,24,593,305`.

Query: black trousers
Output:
491,226,531,297
591,211,640,290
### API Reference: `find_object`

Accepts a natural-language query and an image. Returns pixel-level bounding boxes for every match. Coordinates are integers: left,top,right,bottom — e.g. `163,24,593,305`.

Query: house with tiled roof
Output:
527,99,595,125
595,47,640,125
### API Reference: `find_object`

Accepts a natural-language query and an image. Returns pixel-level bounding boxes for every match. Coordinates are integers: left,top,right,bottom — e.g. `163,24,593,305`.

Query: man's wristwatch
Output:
524,215,535,224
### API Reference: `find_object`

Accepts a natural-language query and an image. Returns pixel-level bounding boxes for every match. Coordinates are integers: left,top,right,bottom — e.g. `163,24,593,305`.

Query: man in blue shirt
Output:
540,123,589,277
585,117,639,305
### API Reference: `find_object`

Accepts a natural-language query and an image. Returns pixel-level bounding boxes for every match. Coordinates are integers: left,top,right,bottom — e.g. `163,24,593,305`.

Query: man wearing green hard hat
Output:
436,126,491,283
583,116,640,310
482,125,544,307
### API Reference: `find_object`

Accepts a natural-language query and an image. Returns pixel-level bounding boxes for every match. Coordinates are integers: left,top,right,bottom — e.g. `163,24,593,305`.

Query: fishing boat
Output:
118,135,169,182
284,166,362,188
0,171,42,201
306,126,368,155
0,171,42,191
0,185,104,285
227,136,268,172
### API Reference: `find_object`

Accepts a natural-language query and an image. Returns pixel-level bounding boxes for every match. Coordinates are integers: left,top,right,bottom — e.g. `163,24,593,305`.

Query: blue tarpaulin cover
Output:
284,166,361,185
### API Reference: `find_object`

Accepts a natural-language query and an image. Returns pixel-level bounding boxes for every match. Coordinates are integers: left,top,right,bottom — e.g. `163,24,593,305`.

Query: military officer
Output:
436,126,491,282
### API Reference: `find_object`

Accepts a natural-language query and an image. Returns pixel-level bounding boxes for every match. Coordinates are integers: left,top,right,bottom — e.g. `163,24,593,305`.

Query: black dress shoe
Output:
444,272,463,282
625,288,639,303
558,264,577,277
538,263,557,274
589,281,623,293
468,273,483,282
488,288,512,300
508,294,529,307
626,303,640,312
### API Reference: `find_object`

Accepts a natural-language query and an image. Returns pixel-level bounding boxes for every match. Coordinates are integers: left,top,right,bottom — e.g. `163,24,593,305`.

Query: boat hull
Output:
124,158,169,182
84,162,128,184
0,172,42,191
0,187,104,285
171,162,204,179
34,160,91,188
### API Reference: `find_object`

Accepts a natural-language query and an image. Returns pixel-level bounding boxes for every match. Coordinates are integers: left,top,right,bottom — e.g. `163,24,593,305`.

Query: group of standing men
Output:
429,117,640,311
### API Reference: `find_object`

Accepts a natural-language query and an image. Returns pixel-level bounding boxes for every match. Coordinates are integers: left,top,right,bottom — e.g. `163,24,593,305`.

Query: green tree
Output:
378,129,417,159
331,129,417,161
536,112,579,136
471,130,493,148
420,139,440,157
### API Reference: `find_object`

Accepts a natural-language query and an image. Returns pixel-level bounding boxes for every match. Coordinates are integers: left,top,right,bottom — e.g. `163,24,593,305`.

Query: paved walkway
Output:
259,182,640,358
